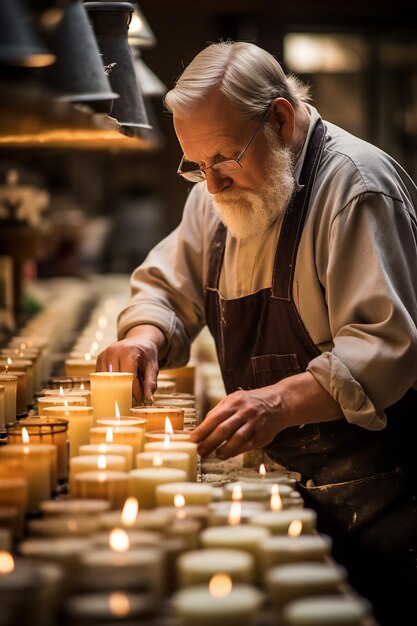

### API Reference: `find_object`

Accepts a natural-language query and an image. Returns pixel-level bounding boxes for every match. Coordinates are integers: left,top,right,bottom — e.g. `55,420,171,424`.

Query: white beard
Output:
212,131,295,241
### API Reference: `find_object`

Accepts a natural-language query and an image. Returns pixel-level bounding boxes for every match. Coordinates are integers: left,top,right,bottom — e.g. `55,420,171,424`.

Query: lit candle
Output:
44,404,93,458
40,499,111,517
65,590,157,624
172,573,264,626
249,508,317,535
89,426,144,456
0,358,34,403
69,454,127,494
0,385,4,431
129,406,184,432
144,440,198,481
74,469,129,509
136,450,190,475
207,500,266,527
129,467,187,509
281,595,372,626
258,525,333,573
37,395,87,416
0,375,17,423
89,372,133,425
155,482,213,507
222,480,295,505
0,476,27,539
79,441,134,471
27,515,100,537
0,443,52,512
40,386,91,405
177,548,255,588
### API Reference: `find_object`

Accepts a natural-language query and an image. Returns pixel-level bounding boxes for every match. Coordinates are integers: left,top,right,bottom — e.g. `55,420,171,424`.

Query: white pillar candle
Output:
265,562,348,614
199,525,271,582
79,443,134,471
281,595,372,626
129,467,187,509
208,501,266,527
259,533,333,572
249,509,317,535
37,395,87,416
44,405,93,459
237,468,297,488
27,515,100,537
69,455,127,493
74,470,129,509
0,375,17,423
129,406,184,432
136,450,190,474
98,508,172,533
0,444,51,512
156,482,213,507
222,480,294,504
40,499,111,517
177,548,255,588
172,577,264,626
164,517,202,550
144,441,198,481
89,372,133,425
89,426,144,456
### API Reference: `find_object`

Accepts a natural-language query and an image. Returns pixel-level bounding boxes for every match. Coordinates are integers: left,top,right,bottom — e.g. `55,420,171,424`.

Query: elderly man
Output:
97,41,417,624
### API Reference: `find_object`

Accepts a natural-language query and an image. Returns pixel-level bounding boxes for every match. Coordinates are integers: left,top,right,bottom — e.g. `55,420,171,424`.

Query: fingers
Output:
191,411,248,457
216,421,255,459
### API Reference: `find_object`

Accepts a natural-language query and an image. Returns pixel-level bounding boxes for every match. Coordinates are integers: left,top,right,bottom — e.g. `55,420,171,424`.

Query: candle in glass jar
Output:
79,443,134,471
74,470,129,509
129,406,184,432
37,396,87,416
0,375,17,424
89,372,133,425
0,444,52,512
69,454,127,493
43,405,93,458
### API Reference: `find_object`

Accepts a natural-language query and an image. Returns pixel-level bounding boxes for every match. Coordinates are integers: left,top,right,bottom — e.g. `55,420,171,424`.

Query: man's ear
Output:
270,97,295,146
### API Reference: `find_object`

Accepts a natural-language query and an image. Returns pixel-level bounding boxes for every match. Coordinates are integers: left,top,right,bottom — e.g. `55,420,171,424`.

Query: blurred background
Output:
0,0,416,334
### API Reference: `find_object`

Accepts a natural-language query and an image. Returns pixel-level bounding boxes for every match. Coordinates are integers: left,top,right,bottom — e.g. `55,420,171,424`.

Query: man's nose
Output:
205,168,232,194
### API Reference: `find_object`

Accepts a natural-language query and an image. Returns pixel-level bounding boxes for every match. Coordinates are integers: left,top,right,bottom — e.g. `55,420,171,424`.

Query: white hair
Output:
164,41,311,120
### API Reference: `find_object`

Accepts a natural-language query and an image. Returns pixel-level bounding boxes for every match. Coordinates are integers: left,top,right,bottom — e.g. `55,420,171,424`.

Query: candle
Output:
65,358,97,378
136,450,190,475
79,443,134,471
0,358,34,403
43,405,93,458
89,372,133,425
155,482,213,507
154,392,196,407
265,562,348,615
74,470,129,509
0,444,52,511
177,548,255,588
281,595,372,626
208,501,266,526
144,429,192,442
98,497,172,532
161,365,196,394
129,406,184,431
237,467,297,488
199,525,271,582
129,467,187,509
222,480,294,504
91,528,161,549
144,440,198,481
65,591,157,625
97,417,147,430
6,417,68,483
249,509,317,535
155,379,176,394
27,515,101,537
172,574,264,626
69,454,127,493
40,499,111,517
89,426,144,456
0,551,44,626
0,375,17,423
37,395,88,416
40,387,91,405
259,533,333,573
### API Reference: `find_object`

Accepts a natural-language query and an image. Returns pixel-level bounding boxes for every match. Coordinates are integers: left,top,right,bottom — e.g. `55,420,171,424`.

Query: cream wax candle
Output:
129,467,187,509
249,508,317,535
89,372,133,425
177,548,255,588
89,426,144,456
79,443,134,471
144,440,198,481
43,405,93,459
155,482,213,507
0,444,52,511
259,533,333,573
69,455,127,493
37,395,87,416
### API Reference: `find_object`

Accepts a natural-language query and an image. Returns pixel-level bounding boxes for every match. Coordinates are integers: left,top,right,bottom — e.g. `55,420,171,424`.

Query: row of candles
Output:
0,281,373,626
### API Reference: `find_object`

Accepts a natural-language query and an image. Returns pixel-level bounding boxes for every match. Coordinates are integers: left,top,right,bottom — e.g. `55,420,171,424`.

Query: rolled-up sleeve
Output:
307,191,417,429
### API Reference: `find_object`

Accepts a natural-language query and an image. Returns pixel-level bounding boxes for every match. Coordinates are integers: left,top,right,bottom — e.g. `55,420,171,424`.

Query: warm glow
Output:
115,401,120,419
0,551,15,574
84,352,92,361
109,364,113,374
95,330,104,342
288,519,303,537
59,386,65,397
106,428,114,443
231,484,242,501
91,341,99,352
7,357,12,366
164,417,174,435
67,519,78,532
227,501,242,526
163,434,171,450
121,497,139,526
109,528,130,552
21,427,30,444
80,383,85,390
98,443,108,453
259,463,267,477
270,484,283,512
152,452,163,467
209,573,233,597
64,399,69,411
108,592,130,617
98,472,106,482
97,455,107,470
98,316,108,329
174,492,186,519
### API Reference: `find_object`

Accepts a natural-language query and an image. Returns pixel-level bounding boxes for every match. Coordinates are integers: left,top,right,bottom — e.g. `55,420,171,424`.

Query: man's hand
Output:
189,387,284,459
95,325,166,404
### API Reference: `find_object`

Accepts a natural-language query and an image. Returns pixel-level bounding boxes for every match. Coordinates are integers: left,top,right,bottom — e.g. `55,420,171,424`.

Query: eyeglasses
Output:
177,105,271,183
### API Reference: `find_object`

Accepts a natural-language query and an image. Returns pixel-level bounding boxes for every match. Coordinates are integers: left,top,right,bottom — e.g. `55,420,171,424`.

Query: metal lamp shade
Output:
85,1,151,134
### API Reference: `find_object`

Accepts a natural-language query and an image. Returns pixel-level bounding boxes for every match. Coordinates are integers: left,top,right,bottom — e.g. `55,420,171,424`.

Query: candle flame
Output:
80,383,85,390
152,452,163,467
7,357,12,366
227,501,242,526
64,399,69,411
59,386,64,397
115,401,120,419
259,463,267,477
97,455,107,470
98,443,108,453
84,352,92,361
163,434,171,450
98,472,106,482
174,492,186,519
21,427,30,444
109,528,130,552
209,574,232,598
105,428,114,443
164,417,174,435
270,483,283,512
109,364,113,374
121,497,139,526
0,551,15,573
288,519,303,537
108,592,130,617
231,484,242,501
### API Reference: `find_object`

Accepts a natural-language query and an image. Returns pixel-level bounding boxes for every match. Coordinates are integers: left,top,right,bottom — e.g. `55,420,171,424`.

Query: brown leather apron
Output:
205,119,417,625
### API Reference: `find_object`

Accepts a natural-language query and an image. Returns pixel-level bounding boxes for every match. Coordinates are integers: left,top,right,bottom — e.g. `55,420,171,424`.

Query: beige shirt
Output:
119,106,417,431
